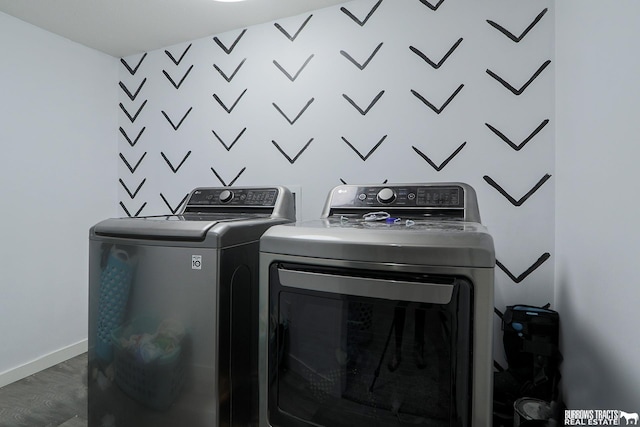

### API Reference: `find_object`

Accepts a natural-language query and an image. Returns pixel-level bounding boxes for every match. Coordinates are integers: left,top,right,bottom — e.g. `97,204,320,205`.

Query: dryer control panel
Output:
323,183,481,222
329,185,464,208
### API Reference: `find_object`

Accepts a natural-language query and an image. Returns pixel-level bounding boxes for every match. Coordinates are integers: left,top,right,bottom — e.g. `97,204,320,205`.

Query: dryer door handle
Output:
277,268,453,304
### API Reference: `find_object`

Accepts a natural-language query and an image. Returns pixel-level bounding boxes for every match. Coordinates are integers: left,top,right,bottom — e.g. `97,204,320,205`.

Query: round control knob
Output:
219,190,233,203
377,188,396,204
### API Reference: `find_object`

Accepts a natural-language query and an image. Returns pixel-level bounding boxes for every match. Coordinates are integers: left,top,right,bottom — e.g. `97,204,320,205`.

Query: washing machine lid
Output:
260,217,495,268
92,186,296,242
93,213,266,241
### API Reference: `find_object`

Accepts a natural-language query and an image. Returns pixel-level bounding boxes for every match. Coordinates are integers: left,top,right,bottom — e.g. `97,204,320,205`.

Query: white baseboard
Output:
0,340,88,388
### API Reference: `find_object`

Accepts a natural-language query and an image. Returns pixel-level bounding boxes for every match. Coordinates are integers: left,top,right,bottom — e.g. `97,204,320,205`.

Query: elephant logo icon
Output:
620,411,640,425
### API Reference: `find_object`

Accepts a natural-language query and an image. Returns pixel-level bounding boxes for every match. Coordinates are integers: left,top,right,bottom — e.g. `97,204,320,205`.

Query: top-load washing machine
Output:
88,186,295,427
259,183,495,427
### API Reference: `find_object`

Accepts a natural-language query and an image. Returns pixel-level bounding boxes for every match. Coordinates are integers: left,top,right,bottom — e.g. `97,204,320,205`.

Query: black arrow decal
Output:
119,78,147,101
496,252,551,283
409,38,463,70
119,201,147,217
161,151,192,173
160,193,189,215
340,42,383,70
487,8,548,43
342,135,387,161
119,152,147,173
213,29,247,54
419,0,445,11
161,107,193,130
211,166,246,186
119,178,146,199
120,53,147,75
119,127,146,147
411,84,463,114
485,119,550,151
412,142,466,171
213,89,247,114
340,178,388,185
340,0,383,26
164,43,192,65
342,90,385,115
483,174,552,207
162,65,194,89
272,139,313,164
486,60,551,96
273,54,314,82
119,100,147,123
212,127,247,151
272,98,315,125
213,58,246,82
274,14,313,41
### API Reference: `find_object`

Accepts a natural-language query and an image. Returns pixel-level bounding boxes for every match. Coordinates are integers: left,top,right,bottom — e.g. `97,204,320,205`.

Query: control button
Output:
358,193,367,201
377,188,396,204
219,190,233,203
407,192,416,200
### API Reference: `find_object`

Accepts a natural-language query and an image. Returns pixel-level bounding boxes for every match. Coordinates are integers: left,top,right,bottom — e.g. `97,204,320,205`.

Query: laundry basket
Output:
111,316,187,410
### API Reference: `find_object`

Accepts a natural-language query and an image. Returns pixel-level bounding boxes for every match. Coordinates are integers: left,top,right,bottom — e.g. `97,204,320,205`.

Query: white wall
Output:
0,12,118,386
555,1,640,411
118,1,556,353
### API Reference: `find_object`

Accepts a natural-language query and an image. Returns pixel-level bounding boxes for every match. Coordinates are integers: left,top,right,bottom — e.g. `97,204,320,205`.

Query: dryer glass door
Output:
268,263,473,427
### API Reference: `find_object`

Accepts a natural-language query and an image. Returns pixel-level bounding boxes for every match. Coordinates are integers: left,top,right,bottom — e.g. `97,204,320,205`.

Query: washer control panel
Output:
187,188,279,207
331,185,464,209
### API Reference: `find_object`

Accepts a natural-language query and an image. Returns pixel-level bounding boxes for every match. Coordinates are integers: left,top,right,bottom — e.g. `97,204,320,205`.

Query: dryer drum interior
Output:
268,263,473,427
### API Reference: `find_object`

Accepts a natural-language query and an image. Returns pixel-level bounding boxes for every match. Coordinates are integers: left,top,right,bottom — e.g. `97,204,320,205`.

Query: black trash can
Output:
514,397,552,426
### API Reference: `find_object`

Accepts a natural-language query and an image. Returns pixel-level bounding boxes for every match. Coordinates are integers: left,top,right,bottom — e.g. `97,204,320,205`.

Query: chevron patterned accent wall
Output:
118,0,554,322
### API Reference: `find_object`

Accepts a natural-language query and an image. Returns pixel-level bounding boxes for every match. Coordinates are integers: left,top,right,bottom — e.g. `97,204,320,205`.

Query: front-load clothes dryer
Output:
259,183,495,427
88,186,295,427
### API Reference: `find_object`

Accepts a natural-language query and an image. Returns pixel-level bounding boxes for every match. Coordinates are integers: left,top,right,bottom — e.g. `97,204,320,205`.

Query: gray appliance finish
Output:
259,183,495,427
88,186,295,427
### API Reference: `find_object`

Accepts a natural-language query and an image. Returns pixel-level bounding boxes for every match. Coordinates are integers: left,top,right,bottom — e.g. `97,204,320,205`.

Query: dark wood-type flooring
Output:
0,353,87,427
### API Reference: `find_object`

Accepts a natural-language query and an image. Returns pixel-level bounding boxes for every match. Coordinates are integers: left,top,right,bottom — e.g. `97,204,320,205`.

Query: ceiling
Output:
0,0,350,58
